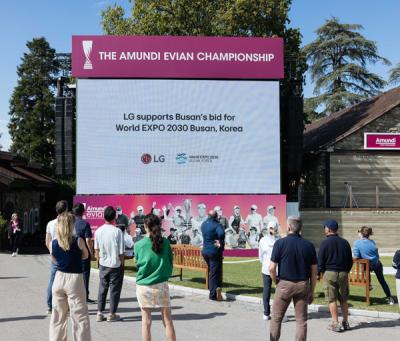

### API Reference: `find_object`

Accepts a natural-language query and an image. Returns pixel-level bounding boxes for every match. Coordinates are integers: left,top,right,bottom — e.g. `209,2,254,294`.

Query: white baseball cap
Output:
267,221,278,231
214,206,221,211
251,204,258,210
175,206,182,211
234,205,240,209
137,205,144,211
267,205,276,210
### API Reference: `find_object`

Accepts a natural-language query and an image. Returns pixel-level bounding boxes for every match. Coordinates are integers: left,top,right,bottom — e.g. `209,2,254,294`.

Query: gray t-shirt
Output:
94,224,124,268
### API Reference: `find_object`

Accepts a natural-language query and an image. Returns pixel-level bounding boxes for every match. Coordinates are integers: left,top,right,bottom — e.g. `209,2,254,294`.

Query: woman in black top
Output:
8,213,22,257
49,212,92,341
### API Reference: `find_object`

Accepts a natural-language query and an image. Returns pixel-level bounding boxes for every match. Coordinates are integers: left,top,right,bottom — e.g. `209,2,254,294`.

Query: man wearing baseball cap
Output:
318,219,353,332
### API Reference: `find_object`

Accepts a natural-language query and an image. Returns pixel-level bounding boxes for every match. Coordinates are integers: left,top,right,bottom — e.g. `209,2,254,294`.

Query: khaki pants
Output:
270,280,309,341
49,272,92,341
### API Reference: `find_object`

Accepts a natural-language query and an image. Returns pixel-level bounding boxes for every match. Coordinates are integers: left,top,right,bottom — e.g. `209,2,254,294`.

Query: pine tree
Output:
303,17,390,116
389,63,400,85
8,37,59,173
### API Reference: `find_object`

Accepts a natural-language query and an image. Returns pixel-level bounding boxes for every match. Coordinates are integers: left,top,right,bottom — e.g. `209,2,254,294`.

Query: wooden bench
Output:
171,244,209,288
320,258,370,305
349,258,370,305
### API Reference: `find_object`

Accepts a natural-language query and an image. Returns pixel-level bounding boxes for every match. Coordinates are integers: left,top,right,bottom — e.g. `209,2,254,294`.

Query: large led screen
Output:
77,79,280,194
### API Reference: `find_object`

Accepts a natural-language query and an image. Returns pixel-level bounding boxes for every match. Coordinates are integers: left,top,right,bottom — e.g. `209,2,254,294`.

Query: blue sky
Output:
0,0,399,150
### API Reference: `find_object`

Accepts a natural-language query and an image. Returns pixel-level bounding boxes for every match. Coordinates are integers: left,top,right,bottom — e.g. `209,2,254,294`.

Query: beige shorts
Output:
136,281,171,308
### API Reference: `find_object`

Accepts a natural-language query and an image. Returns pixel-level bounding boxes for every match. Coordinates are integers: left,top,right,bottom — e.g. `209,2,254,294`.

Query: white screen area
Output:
77,79,280,194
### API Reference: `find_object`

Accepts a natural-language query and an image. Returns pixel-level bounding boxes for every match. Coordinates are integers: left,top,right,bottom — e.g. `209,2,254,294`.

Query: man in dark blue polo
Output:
201,210,225,301
269,216,317,341
318,219,353,332
73,202,95,303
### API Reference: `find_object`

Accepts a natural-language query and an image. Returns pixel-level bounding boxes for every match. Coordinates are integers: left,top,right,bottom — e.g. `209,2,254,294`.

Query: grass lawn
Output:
92,257,399,313
380,256,394,267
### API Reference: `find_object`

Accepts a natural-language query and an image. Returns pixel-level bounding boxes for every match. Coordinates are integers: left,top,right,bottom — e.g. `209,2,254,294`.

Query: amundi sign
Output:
364,133,400,150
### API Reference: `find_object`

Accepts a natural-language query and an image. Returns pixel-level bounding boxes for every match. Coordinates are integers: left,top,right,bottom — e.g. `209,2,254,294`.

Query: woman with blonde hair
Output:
8,213,23,257
353,226,395,305
49,212,92,341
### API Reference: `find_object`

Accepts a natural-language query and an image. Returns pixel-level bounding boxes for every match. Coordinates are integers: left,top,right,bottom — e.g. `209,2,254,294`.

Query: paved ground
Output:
0,253,399,341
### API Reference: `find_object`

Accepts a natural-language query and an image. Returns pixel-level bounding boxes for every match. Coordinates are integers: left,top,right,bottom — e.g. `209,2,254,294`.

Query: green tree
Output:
303,17,390,116
101,1,305,78
101,1,306,199
8,37,58,174
389,63,400,85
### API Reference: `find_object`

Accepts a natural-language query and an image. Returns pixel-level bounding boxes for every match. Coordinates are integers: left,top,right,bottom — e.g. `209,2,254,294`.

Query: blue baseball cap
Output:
324,219,338,231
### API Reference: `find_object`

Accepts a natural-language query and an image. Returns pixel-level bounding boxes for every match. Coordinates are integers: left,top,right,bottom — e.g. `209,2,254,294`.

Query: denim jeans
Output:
47,261,57,309
82,258,91,299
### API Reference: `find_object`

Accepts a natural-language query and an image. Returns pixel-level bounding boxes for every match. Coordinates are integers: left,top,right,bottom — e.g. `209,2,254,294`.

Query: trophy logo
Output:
82,40,93,70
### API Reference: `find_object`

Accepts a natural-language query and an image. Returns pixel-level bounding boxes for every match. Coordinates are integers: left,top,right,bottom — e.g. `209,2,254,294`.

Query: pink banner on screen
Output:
364,133,400,149
74,194,286,253
72,36,284,79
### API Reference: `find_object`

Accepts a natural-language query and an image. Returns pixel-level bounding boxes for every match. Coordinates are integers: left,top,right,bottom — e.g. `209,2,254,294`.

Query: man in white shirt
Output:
45,200,68,314
245,205,263,233
95,206,124,322
258,221,280,320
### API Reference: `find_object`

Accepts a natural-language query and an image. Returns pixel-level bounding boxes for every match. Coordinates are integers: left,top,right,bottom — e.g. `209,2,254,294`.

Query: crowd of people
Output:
43,200,175,341
257,217,399,340
7,200,400,340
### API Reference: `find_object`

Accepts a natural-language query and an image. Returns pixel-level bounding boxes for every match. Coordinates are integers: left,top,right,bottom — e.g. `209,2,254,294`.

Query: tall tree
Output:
101,0,306,200
8,38,58,174
303,17,390,116
389,63,400,85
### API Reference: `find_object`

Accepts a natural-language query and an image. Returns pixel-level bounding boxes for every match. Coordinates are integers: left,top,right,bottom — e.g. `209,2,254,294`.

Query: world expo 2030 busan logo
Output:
176,153,188,164
141,153,152,164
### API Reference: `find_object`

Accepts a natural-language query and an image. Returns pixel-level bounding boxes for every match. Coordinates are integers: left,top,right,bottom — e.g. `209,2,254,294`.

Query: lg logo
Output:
141,154,165,164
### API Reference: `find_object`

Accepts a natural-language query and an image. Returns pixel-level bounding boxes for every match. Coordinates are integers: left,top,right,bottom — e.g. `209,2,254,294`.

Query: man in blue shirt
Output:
269,216,317,341
73,203,95,303
201,210,225,301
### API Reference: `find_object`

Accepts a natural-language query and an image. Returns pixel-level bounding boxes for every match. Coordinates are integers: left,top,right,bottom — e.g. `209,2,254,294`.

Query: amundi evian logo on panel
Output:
85,205,107,219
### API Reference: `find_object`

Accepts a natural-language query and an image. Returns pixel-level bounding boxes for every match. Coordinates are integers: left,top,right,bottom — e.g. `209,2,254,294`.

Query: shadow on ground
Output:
0,315,47,323
351,319,400,330
0,276,27,279
121,311,227,322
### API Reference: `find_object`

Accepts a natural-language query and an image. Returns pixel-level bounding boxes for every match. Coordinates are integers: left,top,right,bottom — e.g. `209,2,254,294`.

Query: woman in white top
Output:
259,221,280,320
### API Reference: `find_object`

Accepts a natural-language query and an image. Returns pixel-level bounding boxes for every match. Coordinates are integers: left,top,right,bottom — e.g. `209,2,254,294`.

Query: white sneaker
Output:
386,297,395,305
282,315,289,323
263,314,271,321
11,253,16,257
